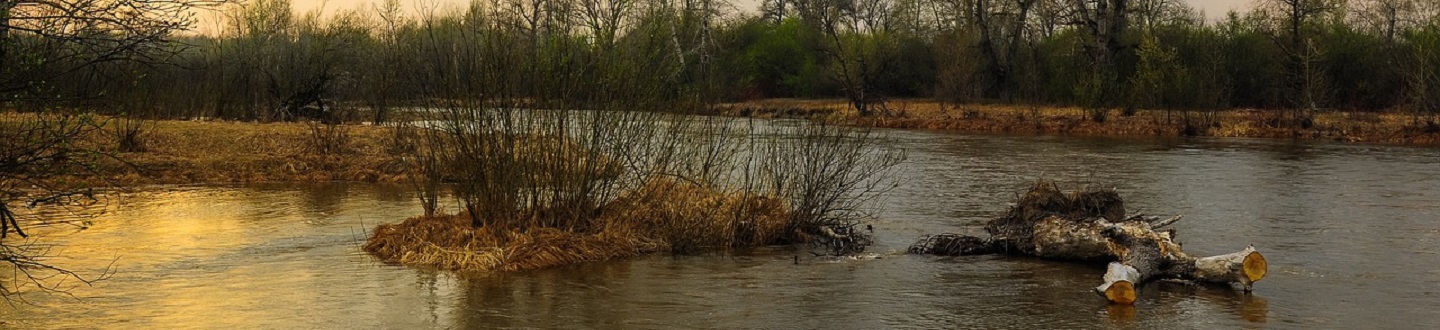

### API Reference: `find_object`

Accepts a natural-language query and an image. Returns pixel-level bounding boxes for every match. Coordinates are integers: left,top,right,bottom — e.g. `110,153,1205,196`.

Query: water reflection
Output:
1104,304,1137,326
1,131,1438,328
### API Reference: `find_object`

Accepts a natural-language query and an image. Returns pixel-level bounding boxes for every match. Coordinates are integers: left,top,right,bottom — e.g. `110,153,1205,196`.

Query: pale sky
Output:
287,0,1255,22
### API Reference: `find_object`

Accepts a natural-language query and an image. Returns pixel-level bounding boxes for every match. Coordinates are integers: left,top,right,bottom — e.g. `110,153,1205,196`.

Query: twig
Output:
1149,215,1183,229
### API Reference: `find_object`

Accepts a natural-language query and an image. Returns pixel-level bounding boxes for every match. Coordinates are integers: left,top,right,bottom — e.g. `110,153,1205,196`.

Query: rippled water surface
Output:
3,128,1439,329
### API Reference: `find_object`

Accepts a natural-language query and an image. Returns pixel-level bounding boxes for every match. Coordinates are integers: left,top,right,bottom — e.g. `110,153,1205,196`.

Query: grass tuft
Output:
363,178,797,272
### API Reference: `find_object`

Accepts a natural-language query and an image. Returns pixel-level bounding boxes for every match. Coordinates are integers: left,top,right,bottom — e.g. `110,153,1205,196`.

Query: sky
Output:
286,0,1256,22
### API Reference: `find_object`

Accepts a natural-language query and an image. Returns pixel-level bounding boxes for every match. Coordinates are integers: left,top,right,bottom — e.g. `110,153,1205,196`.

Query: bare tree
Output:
1351,0,1421,44
0,114,120,300
1130,0,1199,32
1402,22,1440,128
972,0,1036,101
1070,0,1130,69
1257,0,1340,126
577,0,637,48
1067,0,1131,122
794,0,902,116
222,0,367,122
2,0,221,99
1260,0,1342,49
359,0,412,125
2,0,222,300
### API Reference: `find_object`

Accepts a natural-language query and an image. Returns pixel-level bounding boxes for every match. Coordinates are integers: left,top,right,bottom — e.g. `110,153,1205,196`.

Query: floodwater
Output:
3,127,1439,329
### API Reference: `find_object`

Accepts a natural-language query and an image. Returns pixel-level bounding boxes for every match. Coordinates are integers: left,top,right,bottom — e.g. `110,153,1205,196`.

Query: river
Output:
2,127,1438,329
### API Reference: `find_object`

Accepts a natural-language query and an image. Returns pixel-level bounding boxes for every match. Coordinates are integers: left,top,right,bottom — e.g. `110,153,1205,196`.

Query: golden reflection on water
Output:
20,190,266,297
3,131,1440,328
1237,294,1269,324
1105,304,1137,326
3,185,436,328
18,189,289,326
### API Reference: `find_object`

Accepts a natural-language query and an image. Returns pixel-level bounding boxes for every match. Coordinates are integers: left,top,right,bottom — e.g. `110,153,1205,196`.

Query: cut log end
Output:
1105,281,1137,305
1098,262,1142,304
1243,251,1268,283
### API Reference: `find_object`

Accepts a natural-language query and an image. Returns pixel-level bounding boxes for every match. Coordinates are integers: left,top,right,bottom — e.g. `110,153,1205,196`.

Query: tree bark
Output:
909,181,1268,305
1095,225,1267,304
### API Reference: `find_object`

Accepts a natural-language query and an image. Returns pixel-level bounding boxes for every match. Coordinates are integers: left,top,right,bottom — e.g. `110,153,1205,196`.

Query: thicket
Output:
354,0,903,270
8,0,1440,125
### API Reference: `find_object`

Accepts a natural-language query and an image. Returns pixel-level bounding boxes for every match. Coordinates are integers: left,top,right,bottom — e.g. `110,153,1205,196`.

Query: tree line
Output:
5,0,1440,123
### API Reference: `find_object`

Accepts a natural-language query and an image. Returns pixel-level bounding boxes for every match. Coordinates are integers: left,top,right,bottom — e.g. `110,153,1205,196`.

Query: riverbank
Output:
0,113,409,188
717,99,1440,145
16,99,1434,191
117,120,409,184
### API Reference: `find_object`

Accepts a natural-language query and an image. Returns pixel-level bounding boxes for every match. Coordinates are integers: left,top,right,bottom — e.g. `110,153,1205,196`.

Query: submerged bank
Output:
718,99,1440,146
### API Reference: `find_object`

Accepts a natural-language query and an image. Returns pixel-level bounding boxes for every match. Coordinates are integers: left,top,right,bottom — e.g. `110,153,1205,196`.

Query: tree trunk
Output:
910,181,1269,305
1095,227,1267,304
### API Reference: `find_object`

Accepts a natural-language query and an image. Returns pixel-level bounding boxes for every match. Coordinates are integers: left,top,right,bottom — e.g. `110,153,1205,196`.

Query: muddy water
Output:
3,129,1439,329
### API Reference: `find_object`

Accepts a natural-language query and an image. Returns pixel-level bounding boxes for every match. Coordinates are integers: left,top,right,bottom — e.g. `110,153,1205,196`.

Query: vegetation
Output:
374,105,902,271
6,0,909,280
719,98,1440,144
363,178,794,272
7,0,1438,122
2,0,221,300
5,0,1440,281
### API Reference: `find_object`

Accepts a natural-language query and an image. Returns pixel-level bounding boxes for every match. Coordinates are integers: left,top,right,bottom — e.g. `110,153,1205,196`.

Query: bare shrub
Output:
113,115,150,153
305,121,352,156
753,121,903,253
368,0,904,272
0,113,117,300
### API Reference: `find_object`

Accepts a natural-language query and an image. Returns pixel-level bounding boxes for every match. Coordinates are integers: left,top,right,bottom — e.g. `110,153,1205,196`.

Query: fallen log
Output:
909,180,1268,304
1095,244,1268,304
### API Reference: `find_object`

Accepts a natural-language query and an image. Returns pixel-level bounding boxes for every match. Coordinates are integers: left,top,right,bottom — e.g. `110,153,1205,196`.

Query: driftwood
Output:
909,181,1267,304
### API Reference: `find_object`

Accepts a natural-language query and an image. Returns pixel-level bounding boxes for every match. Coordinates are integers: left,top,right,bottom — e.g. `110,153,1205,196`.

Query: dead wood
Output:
909,180,1267,304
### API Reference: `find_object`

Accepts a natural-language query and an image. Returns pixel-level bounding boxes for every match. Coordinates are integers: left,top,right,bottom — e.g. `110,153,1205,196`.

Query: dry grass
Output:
719,99,1440,145
364,214,659,272
0,112,412,187
364,178,794,273
114,120,408,184
607,178,791,254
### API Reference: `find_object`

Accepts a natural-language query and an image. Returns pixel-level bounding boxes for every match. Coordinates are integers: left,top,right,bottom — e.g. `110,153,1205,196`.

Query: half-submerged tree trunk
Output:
909,180,1268,304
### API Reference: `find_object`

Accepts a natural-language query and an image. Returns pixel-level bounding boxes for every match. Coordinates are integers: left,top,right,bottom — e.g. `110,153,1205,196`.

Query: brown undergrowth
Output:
718,99,1440,145
366,106,893,273
0,113,412,187
363,178,796,273
363,214,656,272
